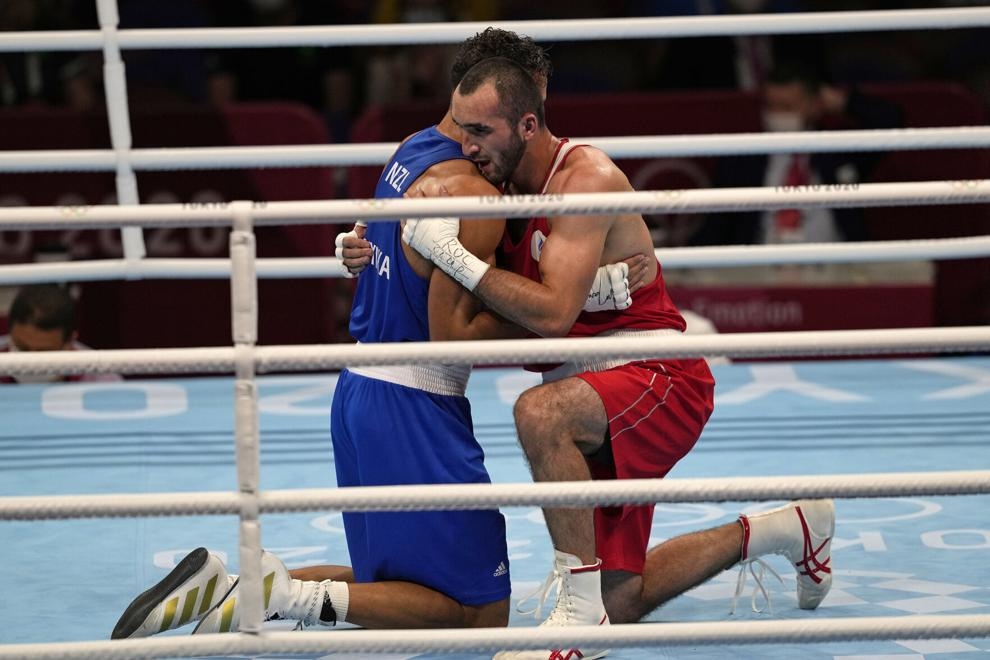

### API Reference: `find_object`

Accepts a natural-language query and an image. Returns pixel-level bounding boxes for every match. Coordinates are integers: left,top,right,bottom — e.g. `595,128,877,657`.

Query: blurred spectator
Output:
629,0,809,92
0,283,122,384
689,60,904,246
200,0,255,106
364,0,505,106
117,0,211,106
59,53,104,111
205,56,239,107
0,0,86,107
209,0,328,108
0,1,44,106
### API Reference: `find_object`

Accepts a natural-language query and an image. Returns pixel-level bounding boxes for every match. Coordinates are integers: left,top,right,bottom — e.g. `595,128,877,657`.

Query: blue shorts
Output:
329,369,510,606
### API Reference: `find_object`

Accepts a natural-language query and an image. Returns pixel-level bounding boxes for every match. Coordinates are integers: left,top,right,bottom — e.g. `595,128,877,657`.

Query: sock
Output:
555,549,601,571
738,517,751,561
321,581,349,624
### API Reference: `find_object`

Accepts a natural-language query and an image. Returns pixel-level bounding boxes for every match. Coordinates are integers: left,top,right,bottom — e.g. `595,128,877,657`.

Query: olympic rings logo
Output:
651,189,685,200
950,180,981,189
58,205,92,218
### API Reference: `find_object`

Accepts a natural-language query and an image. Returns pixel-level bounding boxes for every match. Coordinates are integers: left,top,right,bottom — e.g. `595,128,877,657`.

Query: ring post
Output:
230,201,262,633
96,0,146,266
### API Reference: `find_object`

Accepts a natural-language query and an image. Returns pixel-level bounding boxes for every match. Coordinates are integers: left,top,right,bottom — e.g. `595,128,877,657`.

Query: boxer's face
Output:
451,82,527,186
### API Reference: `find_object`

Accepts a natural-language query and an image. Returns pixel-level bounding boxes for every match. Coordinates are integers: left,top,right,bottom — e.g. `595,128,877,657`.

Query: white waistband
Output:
348,363,471,397
542,327,682,383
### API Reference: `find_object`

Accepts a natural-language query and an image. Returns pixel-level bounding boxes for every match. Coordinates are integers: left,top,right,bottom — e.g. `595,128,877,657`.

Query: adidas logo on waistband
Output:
493,561,507,577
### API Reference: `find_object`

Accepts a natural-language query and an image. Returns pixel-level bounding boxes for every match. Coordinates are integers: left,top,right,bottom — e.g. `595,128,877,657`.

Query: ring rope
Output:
4,126,990,172
655,236,990,267
2,614,988,660
2,470,988,521
1,7,989,53
1,181,988,230
0,235,987,285
0,327,987,376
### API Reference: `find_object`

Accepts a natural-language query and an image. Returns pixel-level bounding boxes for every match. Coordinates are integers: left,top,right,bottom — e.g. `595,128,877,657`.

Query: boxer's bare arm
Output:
412,170,525,342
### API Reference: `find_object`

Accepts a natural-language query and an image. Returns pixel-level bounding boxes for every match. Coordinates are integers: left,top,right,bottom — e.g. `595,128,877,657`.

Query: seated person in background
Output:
0,283,122,384
690,59,904,246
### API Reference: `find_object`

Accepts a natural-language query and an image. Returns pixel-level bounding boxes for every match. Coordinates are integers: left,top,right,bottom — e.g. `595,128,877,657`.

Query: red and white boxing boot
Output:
495,550,610,660
738,499,835,611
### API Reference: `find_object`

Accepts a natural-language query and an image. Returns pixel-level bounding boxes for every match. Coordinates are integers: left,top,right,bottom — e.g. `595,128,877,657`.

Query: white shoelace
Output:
292,580,336,631
515,566,564,622
731,558,784,615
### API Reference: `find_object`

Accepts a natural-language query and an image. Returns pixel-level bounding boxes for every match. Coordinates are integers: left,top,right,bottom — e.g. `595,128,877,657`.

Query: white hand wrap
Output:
334,221,368,279
402,216,490,291
584,262,632,312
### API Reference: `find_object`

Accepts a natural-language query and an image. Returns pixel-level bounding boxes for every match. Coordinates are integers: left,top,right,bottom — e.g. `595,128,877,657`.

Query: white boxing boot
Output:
192,550,346,633
111,547,235,639
494,550,610,660
739,499,834,610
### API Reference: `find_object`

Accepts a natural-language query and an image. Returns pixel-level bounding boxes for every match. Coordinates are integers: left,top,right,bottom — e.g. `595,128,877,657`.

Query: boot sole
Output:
111,547,209,639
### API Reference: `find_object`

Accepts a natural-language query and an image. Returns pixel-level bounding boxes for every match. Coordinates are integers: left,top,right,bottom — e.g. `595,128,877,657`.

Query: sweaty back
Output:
349,126,470,343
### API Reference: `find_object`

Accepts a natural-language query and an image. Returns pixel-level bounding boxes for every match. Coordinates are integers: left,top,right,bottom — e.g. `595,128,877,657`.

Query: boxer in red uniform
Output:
404,56,835,660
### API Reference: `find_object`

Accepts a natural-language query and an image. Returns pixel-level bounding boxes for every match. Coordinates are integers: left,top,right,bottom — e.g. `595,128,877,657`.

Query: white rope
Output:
1,470,987,521
0,257,343,284
2,614,988,659
0,236,986,285
0,327,987,376
1,181,988,230
656,236,990,268
1,8,988,52
254,327,990,369
3,126,990,172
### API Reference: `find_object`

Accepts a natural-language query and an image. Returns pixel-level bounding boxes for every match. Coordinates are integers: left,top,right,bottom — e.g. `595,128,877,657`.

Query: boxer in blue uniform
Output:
111,29,554,637
330,124,512,616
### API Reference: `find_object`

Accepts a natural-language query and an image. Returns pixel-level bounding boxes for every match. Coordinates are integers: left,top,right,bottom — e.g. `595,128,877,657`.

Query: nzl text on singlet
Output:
349,126,469,344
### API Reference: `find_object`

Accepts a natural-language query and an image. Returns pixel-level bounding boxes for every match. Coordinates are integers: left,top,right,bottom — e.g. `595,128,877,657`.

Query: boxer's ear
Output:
521,113,538,139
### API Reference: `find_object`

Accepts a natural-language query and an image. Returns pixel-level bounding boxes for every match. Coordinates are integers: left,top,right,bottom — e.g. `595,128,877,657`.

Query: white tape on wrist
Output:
402,216,488,290
334,229,361,278
431,237,490,291
584,262,631,312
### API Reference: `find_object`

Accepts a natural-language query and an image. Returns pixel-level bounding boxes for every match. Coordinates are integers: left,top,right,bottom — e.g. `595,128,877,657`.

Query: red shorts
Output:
576,358,715,574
